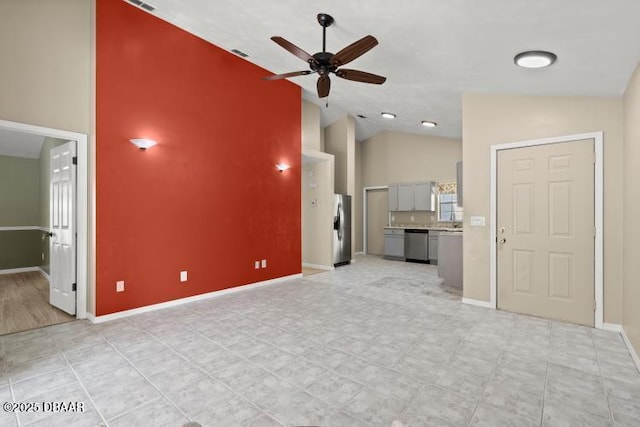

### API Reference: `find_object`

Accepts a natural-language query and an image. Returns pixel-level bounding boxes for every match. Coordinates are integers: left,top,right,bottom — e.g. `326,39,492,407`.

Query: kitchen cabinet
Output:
388,181,436,211
428,231,439,264
388,184,398,211
397,184,414,211
438,232,463,288
414,182,436,211
384,228,405,259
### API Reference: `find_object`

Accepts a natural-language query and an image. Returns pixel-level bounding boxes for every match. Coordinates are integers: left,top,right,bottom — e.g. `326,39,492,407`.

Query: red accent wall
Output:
96,0,301,315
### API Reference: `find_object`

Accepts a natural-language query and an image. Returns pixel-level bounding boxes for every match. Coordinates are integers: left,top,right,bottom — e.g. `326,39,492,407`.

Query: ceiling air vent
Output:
231,49,249,58
125,0,156,12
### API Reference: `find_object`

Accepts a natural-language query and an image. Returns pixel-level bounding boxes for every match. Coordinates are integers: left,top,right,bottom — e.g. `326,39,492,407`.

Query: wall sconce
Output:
129,138,157,150
276,163,291,172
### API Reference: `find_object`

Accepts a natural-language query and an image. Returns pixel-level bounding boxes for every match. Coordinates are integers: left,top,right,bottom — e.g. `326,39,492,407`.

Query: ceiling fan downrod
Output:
317,13,334,53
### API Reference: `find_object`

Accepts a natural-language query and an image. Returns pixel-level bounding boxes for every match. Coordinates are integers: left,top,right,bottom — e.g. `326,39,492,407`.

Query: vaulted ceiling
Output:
130,0,640,141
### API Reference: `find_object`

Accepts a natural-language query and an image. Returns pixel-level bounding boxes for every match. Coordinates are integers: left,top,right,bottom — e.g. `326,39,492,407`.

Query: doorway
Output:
490,132,603,327
363,186,388,255
0,120,89,329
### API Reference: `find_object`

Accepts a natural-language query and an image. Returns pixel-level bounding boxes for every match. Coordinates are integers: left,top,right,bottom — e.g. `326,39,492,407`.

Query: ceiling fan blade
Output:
336,69,386,84
317,75,331,98
271,36,317,64
331,35,378,66
263,70,312,80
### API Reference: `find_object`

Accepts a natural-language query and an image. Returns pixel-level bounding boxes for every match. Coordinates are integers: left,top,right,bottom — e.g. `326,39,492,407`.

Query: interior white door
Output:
497,139,594,326
50,141,76,315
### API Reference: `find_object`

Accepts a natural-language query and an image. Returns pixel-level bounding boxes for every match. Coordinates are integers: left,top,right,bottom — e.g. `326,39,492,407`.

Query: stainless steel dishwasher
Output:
404,229,429,263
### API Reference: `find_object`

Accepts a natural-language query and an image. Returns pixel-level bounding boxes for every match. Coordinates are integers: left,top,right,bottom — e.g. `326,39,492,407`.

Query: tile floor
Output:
1,255,639,426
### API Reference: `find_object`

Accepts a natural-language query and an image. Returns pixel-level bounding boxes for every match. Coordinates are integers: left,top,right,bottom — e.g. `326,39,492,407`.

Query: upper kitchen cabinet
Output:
398,184,414,211
388,181,436,212
388,184,398,211
414,182,436,211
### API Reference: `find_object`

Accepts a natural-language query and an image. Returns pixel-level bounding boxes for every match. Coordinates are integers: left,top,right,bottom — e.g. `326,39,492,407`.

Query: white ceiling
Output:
0,128,45,159
134,0,640,141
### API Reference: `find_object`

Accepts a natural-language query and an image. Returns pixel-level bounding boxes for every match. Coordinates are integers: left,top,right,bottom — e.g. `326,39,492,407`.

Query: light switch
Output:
261,259,267,268
255,261,260,269
180,271,188,282
470,216,486,227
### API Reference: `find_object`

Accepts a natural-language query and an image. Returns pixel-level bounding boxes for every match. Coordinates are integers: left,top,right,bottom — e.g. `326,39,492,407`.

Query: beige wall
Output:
0,0,91,133
360,131,462,187
302,101,322,151
623,64,640,355
462,94,624,324
324,116,356,196
355,140,363,252
302,153,335,268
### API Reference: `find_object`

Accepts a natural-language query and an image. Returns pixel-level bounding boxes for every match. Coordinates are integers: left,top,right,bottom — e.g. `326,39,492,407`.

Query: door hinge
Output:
72,156,77,165
593,227,597,238
72,283,77,291
593,299,597,312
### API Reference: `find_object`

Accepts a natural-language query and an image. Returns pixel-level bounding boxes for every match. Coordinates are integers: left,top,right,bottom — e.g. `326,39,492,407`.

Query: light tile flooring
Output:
1,255,639,426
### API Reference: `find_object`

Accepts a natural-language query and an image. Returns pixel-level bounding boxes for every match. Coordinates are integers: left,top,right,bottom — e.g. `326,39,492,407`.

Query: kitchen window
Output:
438,182,463,222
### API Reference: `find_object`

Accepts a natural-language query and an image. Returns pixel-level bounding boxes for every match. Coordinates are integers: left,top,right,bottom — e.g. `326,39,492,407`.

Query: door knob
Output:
498,238,506,244
48,232,54,237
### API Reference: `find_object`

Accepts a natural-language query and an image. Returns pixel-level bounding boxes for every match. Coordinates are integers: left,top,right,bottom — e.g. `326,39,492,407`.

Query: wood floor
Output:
0,271,74,336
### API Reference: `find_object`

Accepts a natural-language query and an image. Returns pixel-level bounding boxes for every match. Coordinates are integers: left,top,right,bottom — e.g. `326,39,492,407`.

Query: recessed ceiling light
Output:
421,120,437,128
381,112,396,119
514,50,557,68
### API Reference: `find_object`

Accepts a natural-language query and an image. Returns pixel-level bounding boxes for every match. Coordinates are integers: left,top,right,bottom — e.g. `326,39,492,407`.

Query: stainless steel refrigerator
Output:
333,194,352,266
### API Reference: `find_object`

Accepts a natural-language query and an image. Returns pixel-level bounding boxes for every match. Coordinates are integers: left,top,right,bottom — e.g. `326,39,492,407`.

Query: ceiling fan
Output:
264,13,387,98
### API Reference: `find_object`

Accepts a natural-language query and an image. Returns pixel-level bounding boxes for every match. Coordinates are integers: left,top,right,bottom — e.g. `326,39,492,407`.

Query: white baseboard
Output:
462,298,494,309
302,263,333,271
621,327,640,374
87,273,302,324
38,267,50,281
601,323,624,332
0,266,41,275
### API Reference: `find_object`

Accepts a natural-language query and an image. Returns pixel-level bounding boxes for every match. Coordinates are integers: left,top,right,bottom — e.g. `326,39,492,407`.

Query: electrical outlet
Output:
261,259,267,268
254,261,260,269
116,280,125,292
180,270,188,282
411,216,415,222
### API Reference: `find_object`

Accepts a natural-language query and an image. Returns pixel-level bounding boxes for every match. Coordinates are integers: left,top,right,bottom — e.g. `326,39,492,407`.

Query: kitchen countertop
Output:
384,225,463,232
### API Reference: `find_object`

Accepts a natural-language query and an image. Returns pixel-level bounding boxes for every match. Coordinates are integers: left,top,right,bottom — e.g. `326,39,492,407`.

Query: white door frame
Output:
363,185,388,254
0,118,88,319
490,131,603,328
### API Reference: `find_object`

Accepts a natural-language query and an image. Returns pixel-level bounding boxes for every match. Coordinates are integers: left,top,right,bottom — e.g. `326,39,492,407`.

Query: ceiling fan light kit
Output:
264,13,387,98
381,112,396,119
514,50,557,68
421,120,437,128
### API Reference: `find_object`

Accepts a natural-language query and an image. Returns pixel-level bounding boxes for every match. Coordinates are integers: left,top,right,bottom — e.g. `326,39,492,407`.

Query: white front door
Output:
50,141,76,315
497,139,595,326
